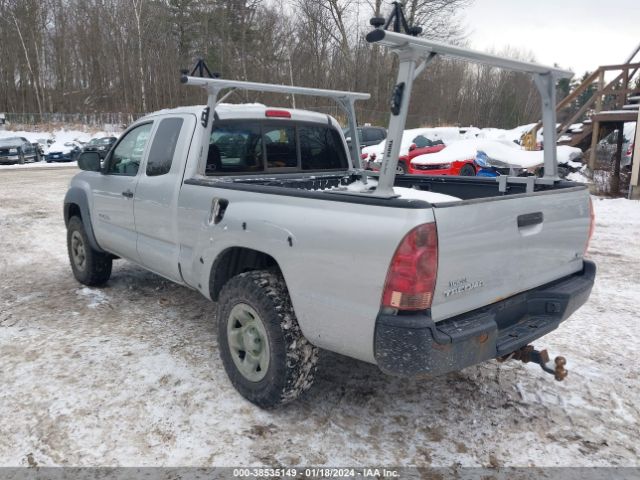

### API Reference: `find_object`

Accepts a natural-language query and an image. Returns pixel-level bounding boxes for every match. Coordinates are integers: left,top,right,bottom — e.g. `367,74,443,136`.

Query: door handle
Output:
517,212,543,228
209,198,229,225
122,190,134,198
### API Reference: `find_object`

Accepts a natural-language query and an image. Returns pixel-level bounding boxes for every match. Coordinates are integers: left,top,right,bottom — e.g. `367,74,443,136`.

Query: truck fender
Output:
63,187,105,253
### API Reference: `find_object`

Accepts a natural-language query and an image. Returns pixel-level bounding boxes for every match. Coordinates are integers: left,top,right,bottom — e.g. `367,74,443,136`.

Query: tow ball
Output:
499,345,568,381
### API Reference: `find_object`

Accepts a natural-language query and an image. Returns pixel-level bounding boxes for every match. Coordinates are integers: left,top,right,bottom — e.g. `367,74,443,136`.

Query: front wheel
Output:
396,161,407,174
459,163,476,176
217,270,319,408
67,216,112,286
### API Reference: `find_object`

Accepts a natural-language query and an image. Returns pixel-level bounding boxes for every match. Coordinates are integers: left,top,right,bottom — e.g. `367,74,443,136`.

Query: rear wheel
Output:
67,216,112,286
459,163,476,176
217,270,319,408
396,161,407,174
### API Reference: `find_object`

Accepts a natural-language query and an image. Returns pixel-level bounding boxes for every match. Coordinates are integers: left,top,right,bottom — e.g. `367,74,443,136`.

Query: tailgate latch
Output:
499,345,568,381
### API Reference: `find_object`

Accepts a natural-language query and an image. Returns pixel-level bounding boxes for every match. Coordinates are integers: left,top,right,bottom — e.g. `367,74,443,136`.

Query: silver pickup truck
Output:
64,20,595,408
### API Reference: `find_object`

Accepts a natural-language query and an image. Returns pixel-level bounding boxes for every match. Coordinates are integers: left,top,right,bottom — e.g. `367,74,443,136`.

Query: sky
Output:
463,0,639,79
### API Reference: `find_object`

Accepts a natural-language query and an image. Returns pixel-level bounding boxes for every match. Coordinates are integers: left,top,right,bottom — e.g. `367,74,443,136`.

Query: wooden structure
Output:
524,44,640,157
629,108,640,200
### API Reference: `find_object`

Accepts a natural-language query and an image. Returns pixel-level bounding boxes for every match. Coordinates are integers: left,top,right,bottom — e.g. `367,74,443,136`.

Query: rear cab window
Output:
206,120,348,175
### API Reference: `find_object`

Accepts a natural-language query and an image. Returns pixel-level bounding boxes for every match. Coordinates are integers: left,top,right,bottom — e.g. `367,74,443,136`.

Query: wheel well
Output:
65,203,82,225
209,247,280,301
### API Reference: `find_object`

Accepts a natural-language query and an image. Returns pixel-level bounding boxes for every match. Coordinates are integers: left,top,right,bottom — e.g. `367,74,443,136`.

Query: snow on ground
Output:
0,161,78,170
1,169,639,468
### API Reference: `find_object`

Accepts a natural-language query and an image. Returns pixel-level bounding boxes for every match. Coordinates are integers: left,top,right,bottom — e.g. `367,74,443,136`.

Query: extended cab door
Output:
91,122,153,262
133,114,196,282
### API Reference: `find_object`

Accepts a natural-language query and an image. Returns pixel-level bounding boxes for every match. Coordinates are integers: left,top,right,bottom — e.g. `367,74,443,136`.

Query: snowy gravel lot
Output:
0,168,638,468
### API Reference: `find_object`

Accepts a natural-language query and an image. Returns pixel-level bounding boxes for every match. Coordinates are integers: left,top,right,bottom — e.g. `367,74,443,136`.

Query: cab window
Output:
264,127,297,169
299,126,348,170
107,123,153,176
207,123,263,174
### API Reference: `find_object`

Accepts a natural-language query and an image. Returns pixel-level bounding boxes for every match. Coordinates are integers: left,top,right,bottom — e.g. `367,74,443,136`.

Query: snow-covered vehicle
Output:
411,139,583,177
45,140,82,162
64,12,595,408
363,127,471,173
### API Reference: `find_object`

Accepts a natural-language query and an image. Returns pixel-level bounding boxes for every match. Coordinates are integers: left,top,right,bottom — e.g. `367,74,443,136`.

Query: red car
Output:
368,134,477,176
368,134,446,173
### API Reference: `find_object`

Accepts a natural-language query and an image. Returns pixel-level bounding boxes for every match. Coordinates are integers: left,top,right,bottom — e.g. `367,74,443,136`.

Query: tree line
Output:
0,0,547,129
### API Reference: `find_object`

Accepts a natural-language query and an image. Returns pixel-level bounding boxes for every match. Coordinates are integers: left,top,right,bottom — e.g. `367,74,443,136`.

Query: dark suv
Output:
343,126,387,149
0,137,39,164
81,136,118,159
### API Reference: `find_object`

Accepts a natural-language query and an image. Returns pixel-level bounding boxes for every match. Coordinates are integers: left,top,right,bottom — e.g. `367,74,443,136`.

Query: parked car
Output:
362,127,476,172
0,136,39,164
45,141,82,162
372,135,452,174
343,125,387,150
82,136,118,159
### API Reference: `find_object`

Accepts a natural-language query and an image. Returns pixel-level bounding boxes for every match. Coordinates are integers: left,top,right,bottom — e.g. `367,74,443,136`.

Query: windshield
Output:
0,137,21,147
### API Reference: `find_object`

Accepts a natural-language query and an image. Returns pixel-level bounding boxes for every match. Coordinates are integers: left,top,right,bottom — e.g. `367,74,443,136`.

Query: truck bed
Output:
186,171,591,324
189,171,585,205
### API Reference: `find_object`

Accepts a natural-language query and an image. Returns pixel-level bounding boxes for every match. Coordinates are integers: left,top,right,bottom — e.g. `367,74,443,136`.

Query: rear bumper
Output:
374,260,596,377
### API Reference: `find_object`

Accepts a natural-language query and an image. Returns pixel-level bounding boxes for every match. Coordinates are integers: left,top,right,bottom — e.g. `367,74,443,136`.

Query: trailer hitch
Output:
499,345,568,381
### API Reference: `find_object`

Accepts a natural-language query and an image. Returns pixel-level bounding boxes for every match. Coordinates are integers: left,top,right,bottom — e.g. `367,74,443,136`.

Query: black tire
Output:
66,216,112,286
459,163,476,176
217,270,319,408
396,161,407,174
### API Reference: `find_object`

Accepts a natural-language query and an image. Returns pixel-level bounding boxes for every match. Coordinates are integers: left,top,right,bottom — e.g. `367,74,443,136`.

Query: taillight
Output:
585,197,595,255
626,143,634,156
382,223,438,311
360,153,368,160
265,109,291,118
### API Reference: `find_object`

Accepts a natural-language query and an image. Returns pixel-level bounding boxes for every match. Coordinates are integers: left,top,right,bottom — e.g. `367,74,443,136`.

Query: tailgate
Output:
430,187,591,322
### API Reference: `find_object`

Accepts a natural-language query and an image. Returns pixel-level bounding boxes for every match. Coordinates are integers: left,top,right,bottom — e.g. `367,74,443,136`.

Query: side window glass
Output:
299,126,348,170
207,123,263,174
264,126,297,169
376,129,386,141
146,118,184,176
107,123,153,176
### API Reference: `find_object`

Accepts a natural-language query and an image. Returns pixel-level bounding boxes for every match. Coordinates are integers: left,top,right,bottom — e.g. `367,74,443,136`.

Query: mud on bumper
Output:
374,260,596,377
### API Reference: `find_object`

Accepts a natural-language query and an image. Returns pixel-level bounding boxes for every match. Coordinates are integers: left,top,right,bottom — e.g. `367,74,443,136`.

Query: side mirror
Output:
409,143,417,151
77,152,101,172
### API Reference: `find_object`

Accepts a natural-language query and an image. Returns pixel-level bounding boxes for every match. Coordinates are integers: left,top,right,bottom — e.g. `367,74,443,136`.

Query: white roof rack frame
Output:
366,22,574,197
181,75,370,168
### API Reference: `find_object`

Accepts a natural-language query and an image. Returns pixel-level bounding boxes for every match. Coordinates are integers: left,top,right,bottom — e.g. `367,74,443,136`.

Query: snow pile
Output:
412,138,583,169
477,123,537,143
